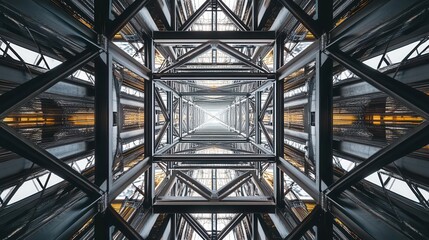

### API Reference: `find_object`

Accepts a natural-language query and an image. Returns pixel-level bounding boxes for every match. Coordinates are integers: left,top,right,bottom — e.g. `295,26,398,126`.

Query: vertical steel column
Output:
315,0,333,238
238,101,242,134
94,0,113,238
255,92,261,144
252,214,258,239
246,98,250,139
275,34,285,207
179,97,183,138
172,0,177,31
170,214,176,240
186,101,190,134
252,0,258,31
144,37,155,208
167,91,174,144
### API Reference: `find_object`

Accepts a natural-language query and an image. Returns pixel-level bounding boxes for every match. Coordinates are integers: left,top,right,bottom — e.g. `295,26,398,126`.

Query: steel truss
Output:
0,0,428,239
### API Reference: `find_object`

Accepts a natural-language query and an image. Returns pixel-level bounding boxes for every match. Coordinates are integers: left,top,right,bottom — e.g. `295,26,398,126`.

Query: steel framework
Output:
0,0,428,239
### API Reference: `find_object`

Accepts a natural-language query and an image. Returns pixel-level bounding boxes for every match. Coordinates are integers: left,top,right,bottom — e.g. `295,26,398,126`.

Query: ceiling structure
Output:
0,0,428,239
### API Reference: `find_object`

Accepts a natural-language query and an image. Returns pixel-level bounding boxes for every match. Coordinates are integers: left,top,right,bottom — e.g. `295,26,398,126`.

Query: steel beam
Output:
277,40,318,80
182,214,210,240
218,214,246,240
110,157,150,201
278,157,318,200
0,123,101,197
217,0,250,31
328,121,429,197
285,205,321,240
108,206,144,240
216,41,269,73
154,199,275,213
154,72,274,80
0,48,98,119
108,0,151,39
160,42,213,73
175,171,212,200
179,0,211,31
327,47,429,119
153,31,275,44
217,172,252,200
276,0,322,38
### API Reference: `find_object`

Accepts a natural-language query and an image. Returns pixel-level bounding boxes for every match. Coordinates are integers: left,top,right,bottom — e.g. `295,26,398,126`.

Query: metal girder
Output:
285,205,321,240
277,40,318,80
159,42,212,73
154,72,274,80
330,191,413,240
217,0,250,31
153,31,275,44
217,171,252,200
276,0,322,38
0,48,98,119
179,0,211,31
181,92,249,96
155,122,169,150
258,121,274,150
327,121,429,197
110,157,150,201
175,171,212,200
111,44,150,79
216,41,269,73
0,123,101,197
154,198,275,213
182,214,211,240
327,48,429,120
153,155,275,163
22,196,96,239
155,88,170,121
217,213,246,240
259,88,273,121
108,0,151,39
107,206,144,240
278,157,318,200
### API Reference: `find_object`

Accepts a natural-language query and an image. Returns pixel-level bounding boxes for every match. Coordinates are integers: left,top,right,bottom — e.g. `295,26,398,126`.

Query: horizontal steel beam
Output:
153,31,276,44
153,155,276,163
180,92,249,96
154,72,275,80
154,199,275,213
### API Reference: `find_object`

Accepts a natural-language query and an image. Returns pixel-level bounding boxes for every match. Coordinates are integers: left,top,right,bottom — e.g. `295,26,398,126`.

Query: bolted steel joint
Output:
97,34,108,51
97,193,108,212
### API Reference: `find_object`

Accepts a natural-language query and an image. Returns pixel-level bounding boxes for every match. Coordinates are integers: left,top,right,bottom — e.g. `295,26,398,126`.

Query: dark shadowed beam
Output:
0,48,99,119
179,0,211,31
327,121,429,197
275,0,322,38
108,0,152,39
107,206,144,240
326,47,429,119
218,0,250,31
285,205,321,240
0,123,102,197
